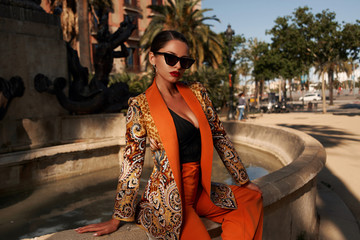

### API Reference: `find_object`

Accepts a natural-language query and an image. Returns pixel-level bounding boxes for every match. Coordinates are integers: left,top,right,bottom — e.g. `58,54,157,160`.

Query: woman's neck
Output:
155,78,178,97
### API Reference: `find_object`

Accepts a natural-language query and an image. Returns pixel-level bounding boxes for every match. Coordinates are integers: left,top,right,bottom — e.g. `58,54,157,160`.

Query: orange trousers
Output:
180,162,263,240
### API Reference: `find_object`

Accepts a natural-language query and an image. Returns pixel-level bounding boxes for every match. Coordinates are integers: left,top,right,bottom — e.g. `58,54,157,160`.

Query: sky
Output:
201,0,360,42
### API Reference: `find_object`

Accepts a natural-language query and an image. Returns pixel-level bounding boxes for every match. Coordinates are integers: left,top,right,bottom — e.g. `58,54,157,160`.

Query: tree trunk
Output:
259,80,264,101
328,70,334,105
283,80,287,103
77,0,92,72
288,79,292,101
254,80,259,109
321,72,327,114
278,78,282,102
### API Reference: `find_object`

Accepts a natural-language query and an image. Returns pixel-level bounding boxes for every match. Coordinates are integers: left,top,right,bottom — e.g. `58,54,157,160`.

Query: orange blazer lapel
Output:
177,82,213,195
145,81,214,197
145,81,182,193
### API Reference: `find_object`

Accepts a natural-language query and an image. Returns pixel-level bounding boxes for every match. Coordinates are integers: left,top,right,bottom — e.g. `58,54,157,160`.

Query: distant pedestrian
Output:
237,93,246,120
337,86,342,96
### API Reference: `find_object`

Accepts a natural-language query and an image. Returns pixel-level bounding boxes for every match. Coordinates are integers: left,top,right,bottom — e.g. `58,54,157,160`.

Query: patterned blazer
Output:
112,81,249,239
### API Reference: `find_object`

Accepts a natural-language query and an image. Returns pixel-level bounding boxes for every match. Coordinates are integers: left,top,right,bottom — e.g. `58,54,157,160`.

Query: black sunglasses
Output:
154,52,195,69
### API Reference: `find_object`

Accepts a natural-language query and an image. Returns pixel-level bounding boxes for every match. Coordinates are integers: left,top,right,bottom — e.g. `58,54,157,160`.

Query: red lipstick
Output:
170,71,180,77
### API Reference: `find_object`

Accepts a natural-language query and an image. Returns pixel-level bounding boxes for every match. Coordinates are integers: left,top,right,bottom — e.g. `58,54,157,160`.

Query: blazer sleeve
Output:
112,97,147,222
198,84,250,185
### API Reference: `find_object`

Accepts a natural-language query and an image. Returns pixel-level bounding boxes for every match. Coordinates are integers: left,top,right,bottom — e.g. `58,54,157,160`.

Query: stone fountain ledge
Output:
0,113,127,195
15,120,325,240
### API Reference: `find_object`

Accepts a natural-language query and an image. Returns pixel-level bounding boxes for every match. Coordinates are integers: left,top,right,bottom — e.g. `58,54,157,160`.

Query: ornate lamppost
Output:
225,24,235,120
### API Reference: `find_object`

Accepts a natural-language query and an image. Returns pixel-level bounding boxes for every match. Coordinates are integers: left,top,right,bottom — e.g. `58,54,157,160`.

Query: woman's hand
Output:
243,182,262,194
75,218,121,236
149,138,161,151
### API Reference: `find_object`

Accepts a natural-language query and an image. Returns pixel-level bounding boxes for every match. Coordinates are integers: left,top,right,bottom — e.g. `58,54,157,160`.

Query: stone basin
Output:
0,114,326,240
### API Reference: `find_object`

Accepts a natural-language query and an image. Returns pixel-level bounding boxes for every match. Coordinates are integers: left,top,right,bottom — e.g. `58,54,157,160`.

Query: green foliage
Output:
108,67,228,111
219,33,246,89
267,7,313,80
267,6,360,105
333,79,341,89
342,79,356,89
183,66,228,110
314,82,323,90
252,46,282,81
235,38,275,99
221,34,246,70
109,71,153,94
341,21,360,60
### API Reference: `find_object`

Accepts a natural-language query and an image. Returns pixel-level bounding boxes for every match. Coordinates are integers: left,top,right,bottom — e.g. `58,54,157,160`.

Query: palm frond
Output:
140,0,223,71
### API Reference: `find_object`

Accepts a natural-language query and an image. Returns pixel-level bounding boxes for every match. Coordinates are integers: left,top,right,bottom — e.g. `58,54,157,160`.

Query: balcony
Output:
123,2,142,14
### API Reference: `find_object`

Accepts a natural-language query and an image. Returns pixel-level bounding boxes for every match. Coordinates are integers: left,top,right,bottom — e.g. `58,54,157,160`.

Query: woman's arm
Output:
76,98,147,236
112,98,147,221
75,218,121,236
198,84,250,186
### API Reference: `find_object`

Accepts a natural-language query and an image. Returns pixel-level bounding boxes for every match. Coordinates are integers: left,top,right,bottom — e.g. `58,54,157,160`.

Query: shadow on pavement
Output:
317,167,360,238
339,103,360,109
276,123,360,233
331,113,360,117
276,124,360,148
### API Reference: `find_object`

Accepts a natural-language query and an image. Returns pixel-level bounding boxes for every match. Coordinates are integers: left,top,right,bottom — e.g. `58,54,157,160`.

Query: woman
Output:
76,30,263,240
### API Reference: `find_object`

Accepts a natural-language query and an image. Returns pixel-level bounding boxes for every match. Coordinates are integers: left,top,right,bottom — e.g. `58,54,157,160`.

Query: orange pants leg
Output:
180,162,263,240
196,185,263,240
180,206,211,240
180,162,211,240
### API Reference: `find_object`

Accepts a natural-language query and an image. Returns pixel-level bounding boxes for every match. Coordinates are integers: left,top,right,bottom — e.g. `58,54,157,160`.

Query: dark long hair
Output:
150,30,189,52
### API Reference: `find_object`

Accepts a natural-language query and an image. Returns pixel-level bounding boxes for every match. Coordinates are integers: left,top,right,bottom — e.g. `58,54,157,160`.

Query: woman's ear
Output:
149,51,155,65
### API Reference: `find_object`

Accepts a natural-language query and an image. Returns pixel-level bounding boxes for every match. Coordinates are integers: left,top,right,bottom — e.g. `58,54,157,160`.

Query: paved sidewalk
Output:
247,103,360,240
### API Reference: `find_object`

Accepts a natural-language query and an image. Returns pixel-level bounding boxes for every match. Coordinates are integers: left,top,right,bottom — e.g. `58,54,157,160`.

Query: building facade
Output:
107,0,166,73
40,0,168,74
97,0,201,74
40,0,203,75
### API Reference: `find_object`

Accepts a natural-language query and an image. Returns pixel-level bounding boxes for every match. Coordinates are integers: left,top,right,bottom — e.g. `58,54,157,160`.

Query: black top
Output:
168,108,201,164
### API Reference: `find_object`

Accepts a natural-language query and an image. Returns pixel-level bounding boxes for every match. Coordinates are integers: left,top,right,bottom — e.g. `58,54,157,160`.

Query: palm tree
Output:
314,55,354,106
241,38,270,106
335,59,354,80
140,0,223,71
313,60,328,113
236,62,251,94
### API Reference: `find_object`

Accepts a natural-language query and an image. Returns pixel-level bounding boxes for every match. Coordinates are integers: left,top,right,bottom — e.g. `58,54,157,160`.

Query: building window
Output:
126,47,140,72
125,0,137,6
152,0,162,5
127,47,134,69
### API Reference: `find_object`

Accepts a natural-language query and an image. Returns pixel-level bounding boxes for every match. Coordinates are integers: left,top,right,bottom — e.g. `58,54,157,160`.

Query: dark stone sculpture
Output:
0,76,25,120
0,0,44,11
91,14,134,90
34,15,138,114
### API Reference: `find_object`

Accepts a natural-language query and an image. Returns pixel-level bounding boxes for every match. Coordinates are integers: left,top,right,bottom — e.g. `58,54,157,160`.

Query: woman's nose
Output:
175,60,182,69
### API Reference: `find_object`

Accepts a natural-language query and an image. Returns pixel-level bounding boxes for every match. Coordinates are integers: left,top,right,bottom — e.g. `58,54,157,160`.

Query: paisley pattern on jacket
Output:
194,83,249,186
113,99,147,220
112,82,249,240
136,150,182,239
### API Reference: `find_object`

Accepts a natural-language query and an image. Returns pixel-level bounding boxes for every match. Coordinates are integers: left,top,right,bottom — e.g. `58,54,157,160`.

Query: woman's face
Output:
150,40,191,84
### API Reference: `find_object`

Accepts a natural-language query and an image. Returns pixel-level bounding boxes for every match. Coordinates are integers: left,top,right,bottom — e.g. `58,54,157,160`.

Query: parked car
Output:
299,93,321,102
260,93,290,113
